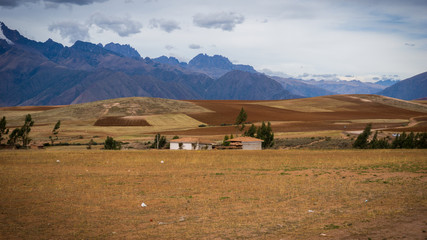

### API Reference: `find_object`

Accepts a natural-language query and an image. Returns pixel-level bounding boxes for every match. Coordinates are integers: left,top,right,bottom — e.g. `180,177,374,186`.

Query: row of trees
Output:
353,123,427,149
1,115,61,148
243,121,274,148
1,115,34,148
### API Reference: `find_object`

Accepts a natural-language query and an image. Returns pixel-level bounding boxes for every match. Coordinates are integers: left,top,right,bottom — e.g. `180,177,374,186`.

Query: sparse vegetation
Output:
49,120,61,146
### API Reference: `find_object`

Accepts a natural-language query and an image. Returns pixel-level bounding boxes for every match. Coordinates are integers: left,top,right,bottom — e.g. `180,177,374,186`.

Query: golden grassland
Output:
1,149,426,239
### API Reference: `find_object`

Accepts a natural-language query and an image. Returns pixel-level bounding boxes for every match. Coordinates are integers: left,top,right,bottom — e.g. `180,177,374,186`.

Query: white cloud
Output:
149,18,180,33
48,21,90,43
193,12,244,31
189,44,201,49
89,13,142,37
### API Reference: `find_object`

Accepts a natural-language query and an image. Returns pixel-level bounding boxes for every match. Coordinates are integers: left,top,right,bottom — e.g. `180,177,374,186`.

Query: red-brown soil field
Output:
94,116,151,126
161,95,427,135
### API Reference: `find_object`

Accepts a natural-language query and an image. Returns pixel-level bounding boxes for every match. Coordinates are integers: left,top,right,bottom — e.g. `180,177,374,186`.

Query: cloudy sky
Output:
1,0,426,81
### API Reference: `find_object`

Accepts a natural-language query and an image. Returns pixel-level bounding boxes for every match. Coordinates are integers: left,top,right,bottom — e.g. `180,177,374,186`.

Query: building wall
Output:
170,142,193,150
170,142,212,150
170,142,180,150
182,143,193,150
242,142,262,150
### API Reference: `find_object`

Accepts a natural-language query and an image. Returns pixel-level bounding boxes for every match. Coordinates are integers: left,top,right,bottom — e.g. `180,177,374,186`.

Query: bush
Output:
104,136,121,150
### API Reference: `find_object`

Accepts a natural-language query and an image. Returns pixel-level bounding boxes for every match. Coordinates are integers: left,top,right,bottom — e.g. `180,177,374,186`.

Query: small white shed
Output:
227,137,263,150
170,137,213,150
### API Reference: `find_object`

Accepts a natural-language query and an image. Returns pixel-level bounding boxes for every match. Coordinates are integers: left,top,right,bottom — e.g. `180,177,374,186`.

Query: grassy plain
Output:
1,149,426,239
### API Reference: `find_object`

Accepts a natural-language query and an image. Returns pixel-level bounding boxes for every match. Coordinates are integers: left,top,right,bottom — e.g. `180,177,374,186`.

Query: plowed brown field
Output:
94,116,151,126
161,95,427,135
186,96,423,125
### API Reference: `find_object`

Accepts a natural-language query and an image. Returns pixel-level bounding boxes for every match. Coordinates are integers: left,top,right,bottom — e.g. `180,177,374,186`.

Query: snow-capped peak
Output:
0,22,14,45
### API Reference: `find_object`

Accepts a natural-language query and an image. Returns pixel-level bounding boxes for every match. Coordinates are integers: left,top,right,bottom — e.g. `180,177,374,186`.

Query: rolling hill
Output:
1,95,426,142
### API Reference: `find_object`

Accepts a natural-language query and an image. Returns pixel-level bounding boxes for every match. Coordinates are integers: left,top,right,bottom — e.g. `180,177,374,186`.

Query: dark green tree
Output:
20,114,34,148
403,132,415,149
0,116,9,144
391,133,401,149
244,124,257,137
369,131,379,149
416,132,427,148
7,128,20,147
151,133,166,149
235,107,248,132
353,123,371,149
49,120,61,145
104,136,121,150
256,121,274,149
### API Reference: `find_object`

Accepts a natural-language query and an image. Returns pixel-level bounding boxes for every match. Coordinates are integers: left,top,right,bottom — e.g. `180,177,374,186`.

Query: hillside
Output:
3,95,426,143
271,76,335,97
204,70,300,100
378,72,427,100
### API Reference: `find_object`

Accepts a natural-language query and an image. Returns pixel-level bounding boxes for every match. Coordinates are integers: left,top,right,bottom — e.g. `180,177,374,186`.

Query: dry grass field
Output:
1,149,426,239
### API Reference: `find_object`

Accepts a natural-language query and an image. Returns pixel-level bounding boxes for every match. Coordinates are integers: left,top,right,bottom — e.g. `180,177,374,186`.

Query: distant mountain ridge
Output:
0,22,299,106
205,70,301,100
375,79,400,87
378,72,427,100
0,22,424,106
153,54,257,79
303,79,387,95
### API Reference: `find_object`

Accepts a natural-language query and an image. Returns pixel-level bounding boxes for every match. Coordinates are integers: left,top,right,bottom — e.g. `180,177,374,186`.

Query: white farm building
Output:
170,137,213,150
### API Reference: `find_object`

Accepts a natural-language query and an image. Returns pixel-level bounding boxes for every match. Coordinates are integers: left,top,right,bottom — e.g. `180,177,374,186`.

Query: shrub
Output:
104,136,121,150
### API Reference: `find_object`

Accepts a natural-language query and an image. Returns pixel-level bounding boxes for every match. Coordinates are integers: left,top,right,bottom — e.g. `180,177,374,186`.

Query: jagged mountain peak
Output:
104,42,141,59
189,53,233,69
0,22,15,45
186,53,257,78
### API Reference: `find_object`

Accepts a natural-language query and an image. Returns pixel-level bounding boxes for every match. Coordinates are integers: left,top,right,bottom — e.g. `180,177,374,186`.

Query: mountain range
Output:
0,22,426,106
